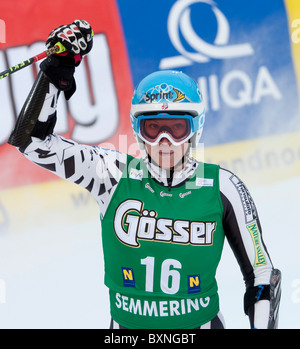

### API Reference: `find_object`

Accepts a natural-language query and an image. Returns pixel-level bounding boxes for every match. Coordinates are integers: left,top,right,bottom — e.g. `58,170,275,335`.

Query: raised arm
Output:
8,21,127,217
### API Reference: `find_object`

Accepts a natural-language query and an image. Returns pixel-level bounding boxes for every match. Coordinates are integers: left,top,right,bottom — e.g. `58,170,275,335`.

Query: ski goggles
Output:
136,113,198,146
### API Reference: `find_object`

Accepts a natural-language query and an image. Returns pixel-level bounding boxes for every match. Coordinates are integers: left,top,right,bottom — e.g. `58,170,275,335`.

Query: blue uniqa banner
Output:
117,0,299,146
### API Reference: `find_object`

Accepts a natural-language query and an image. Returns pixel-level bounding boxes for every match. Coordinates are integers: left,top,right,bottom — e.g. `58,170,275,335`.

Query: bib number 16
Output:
140,257,182,295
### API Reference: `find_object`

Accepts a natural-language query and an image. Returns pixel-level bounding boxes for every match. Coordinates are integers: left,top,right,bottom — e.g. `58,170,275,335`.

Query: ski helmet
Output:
130,70,205,148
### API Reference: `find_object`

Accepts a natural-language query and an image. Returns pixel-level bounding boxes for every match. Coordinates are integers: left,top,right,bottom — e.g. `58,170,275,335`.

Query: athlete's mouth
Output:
159,150,174,156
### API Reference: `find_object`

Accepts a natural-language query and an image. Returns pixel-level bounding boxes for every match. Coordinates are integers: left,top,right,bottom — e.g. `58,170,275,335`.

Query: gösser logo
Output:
114,199,216,248
160,0,254,69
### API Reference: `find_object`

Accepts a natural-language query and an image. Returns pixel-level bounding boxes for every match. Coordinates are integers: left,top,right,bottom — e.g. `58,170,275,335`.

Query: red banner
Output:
0,0,134,189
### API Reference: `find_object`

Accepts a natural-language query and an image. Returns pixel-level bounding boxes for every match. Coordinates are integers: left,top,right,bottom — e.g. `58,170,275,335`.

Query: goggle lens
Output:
140,118,191,144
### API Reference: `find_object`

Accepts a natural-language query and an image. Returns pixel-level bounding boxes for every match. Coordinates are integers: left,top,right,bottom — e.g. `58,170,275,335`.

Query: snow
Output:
0,176,299,329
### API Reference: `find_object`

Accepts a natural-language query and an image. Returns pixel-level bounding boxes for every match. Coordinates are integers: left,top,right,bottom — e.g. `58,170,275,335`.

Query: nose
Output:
159,137,172,146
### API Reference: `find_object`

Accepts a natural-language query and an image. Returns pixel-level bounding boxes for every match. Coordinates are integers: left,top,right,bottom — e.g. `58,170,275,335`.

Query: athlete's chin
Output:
160,163,174,170
158,155,183,170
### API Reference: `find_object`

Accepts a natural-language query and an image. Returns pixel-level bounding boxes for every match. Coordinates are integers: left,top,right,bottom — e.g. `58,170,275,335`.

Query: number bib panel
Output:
101,157,225,329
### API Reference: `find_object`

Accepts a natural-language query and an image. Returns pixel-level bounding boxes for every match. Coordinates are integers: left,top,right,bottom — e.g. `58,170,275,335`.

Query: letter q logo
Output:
160,0,254,69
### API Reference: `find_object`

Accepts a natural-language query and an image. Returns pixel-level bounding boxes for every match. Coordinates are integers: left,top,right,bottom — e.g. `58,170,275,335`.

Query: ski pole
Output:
0,42,66,80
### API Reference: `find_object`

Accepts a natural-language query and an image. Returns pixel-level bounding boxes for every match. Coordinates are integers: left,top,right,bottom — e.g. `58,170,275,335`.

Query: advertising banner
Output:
0,0,134,232
0,0,134,190
0,0,299,234
118,0,299,146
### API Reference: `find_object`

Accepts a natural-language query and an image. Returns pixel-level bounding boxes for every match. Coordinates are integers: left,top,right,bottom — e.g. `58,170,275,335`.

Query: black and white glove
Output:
40,20,93,99
46,19,93,58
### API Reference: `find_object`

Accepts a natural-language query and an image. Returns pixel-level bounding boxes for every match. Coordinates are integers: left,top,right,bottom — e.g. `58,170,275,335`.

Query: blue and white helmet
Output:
130,70,205,148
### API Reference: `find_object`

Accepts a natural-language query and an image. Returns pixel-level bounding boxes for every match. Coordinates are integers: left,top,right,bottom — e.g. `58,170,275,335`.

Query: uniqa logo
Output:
160,0,254,69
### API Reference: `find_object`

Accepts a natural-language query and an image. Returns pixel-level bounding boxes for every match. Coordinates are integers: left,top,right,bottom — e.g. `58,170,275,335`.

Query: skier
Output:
8,20,281,329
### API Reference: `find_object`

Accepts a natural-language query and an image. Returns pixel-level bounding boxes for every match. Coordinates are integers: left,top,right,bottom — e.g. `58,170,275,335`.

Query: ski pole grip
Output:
54,42,66,54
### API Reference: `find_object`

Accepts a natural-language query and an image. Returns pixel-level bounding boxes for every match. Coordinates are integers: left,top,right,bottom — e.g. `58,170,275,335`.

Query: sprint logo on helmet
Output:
144,83,187,103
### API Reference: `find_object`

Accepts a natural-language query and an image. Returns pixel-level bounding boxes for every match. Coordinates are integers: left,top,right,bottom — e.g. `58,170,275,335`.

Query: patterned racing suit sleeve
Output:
19,134,127,218
15,79,127,219
219,168,274,329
